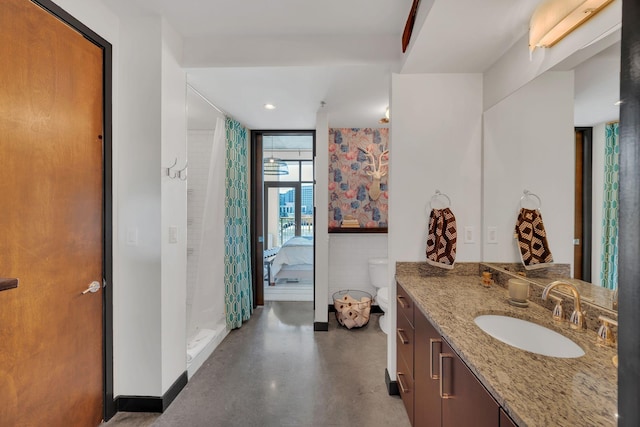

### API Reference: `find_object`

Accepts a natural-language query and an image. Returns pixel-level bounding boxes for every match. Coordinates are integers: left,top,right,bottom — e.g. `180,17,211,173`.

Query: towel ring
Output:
520,189,541,210
429,190,451,209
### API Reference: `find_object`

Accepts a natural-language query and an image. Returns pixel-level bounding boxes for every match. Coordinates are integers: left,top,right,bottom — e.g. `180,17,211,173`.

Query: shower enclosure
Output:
185,86,228,377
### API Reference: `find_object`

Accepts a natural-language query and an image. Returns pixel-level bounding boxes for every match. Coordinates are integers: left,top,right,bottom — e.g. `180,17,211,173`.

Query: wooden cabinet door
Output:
397,357,415,427
414,310,442,427
500,408,518,427
441,340,499,427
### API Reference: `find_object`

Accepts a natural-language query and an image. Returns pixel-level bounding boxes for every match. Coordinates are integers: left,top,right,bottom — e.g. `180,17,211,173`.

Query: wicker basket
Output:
333,290,373,329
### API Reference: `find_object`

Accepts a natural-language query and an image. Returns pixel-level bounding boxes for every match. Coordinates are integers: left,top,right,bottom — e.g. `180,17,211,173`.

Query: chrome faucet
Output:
542,281,585,330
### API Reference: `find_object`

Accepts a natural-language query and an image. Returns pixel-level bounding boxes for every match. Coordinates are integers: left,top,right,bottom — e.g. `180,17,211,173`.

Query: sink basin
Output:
474,315,585,358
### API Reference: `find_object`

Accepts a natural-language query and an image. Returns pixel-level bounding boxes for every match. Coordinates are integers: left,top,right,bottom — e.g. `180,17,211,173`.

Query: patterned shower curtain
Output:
600,122,619,290
224,117,253,329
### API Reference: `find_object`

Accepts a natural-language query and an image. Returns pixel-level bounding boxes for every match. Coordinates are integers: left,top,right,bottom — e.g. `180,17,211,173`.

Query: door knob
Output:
82,281,101,294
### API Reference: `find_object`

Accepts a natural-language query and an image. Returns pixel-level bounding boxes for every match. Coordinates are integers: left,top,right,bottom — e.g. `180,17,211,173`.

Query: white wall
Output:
389,73,483,263
482,72,575,269
115,15,164,397
388,73,483,378
160,19,188,394
328,235,387,300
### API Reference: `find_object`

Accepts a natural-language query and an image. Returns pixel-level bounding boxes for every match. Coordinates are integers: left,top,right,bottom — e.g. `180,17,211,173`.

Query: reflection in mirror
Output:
482,37,620,312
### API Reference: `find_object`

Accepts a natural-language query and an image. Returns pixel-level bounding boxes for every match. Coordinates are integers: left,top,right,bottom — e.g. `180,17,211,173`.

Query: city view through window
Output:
264,134,314,249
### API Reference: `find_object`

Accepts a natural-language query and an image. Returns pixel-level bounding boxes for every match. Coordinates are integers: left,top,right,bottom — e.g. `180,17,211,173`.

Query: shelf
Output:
328,227,388,234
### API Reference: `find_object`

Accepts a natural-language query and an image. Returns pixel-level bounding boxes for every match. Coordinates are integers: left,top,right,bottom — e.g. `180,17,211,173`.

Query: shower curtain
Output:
600,122,619,290
187,117,227,341
224,117,253,329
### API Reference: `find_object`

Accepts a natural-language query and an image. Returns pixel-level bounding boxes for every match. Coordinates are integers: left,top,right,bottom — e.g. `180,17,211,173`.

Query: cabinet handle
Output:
0,278,19,292
439,353,454,398
397,328,409,344
397,372,410,394
397,295,409,309
430,338,442,379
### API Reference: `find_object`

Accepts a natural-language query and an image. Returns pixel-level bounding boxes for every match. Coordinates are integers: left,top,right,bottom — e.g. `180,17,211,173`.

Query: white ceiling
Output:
109,0,619,130
401,0,541,73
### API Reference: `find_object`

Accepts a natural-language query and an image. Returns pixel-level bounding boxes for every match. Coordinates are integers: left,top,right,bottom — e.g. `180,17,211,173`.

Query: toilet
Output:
368,258,389,334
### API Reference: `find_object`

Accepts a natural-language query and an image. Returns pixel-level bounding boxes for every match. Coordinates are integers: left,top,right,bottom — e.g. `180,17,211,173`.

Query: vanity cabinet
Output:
397,283,505,427
396,283,415,425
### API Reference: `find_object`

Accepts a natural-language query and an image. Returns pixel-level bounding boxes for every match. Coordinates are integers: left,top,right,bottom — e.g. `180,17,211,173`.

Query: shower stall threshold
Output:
187,322,229,379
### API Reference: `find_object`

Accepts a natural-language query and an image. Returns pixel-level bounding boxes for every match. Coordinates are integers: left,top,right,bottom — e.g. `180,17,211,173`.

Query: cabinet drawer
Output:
396,308,414,376
397,358,414,427
396,283,414,327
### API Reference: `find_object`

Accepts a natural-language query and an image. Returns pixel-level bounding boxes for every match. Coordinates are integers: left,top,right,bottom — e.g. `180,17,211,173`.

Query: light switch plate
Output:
487,226,498,244
464,226,475,244
169,226,178,244
126,227,138,246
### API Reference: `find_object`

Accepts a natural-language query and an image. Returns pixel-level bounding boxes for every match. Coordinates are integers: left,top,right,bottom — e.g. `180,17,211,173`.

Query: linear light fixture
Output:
529,0,615,53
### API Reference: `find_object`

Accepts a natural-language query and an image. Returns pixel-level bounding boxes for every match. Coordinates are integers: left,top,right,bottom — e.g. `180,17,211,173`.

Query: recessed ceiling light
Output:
264,103,276,110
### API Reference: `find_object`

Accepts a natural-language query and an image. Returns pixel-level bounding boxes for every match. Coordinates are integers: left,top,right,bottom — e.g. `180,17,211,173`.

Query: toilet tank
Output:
368,258,389,289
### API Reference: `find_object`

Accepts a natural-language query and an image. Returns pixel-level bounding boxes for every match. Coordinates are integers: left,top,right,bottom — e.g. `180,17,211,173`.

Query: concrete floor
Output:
103,301,409,427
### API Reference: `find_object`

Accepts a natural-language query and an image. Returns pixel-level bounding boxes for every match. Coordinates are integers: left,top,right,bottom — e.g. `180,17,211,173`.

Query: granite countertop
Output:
395,262,618,427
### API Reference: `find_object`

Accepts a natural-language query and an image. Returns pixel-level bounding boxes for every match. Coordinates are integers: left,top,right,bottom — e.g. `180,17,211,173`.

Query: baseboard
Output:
385,368,399,396
313,321,329,331
328,304,383,314
116,371,188,413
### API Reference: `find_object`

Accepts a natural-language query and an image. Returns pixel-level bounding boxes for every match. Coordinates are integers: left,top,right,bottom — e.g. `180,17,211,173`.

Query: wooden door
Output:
252,133,265,306
574,130,585,279
0,1,104,425
574,128,593,282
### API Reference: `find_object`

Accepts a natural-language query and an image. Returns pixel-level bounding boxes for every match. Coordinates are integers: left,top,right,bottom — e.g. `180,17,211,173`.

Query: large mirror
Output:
482,34,620,312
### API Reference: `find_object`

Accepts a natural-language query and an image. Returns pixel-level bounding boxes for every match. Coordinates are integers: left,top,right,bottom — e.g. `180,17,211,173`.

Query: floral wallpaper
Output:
328,128,389,229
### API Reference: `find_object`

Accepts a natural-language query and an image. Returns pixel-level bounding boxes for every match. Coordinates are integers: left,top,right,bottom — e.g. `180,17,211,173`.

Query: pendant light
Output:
263,135,289,176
